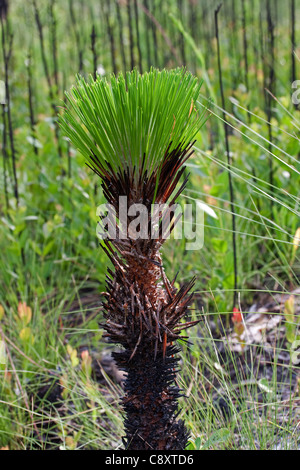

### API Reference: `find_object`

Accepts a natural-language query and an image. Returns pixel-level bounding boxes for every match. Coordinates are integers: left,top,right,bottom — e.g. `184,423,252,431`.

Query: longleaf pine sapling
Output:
59,68,206,450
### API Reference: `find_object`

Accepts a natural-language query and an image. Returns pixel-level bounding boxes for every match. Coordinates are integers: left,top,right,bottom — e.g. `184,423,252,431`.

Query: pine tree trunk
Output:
101,145,197,450
115,345,188,450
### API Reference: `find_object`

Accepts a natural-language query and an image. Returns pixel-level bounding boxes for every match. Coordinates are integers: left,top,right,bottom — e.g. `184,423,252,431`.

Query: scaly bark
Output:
93,142,198,450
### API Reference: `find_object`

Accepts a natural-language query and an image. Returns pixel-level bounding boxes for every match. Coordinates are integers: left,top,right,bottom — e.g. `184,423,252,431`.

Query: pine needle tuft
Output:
59,68,206,182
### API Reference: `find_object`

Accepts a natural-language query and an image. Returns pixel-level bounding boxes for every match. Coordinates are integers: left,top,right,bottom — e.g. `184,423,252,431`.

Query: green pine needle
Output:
59,68,206,180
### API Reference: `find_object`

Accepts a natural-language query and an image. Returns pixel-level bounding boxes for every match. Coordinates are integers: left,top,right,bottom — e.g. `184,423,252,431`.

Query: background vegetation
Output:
0,0,299,450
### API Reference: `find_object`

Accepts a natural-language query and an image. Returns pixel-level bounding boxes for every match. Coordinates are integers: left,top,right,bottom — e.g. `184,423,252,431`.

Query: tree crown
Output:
59,68,206,181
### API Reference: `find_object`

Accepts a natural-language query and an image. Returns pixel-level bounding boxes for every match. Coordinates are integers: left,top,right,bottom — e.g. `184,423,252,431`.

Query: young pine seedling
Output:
59,68,206,450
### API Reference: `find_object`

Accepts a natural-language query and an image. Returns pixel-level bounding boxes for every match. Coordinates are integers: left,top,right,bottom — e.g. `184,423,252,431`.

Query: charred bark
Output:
92,143,198,450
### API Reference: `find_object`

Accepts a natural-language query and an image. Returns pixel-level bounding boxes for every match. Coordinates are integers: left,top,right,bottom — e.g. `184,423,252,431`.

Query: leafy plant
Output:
60,68,206,450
